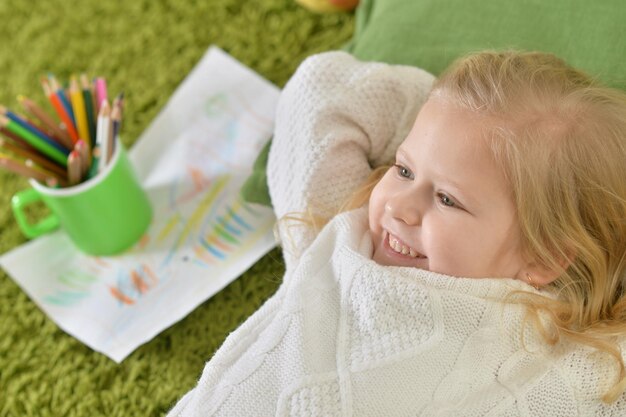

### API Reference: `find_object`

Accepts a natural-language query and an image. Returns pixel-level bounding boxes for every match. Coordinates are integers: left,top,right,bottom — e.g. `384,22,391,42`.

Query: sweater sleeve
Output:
267,51,435,267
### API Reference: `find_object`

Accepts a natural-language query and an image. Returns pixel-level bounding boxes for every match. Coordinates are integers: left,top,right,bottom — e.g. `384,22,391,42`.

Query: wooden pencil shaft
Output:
67,151,81,185
0,138,66,177
24,159,67,184
75,140,91,176
0,155,64,185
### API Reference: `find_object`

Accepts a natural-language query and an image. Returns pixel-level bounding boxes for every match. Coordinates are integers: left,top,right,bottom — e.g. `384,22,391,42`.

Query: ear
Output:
522,251,575,288
523,264,561,288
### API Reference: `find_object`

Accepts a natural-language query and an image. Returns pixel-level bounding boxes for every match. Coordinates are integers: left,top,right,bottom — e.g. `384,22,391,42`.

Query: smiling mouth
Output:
387,233,426,259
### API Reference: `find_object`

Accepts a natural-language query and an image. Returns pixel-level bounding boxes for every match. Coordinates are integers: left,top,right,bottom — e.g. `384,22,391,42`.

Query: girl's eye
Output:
437,192,457,208
394,164,413,179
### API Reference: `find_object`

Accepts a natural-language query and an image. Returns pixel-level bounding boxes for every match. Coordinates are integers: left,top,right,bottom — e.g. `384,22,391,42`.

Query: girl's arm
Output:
268,51,435,266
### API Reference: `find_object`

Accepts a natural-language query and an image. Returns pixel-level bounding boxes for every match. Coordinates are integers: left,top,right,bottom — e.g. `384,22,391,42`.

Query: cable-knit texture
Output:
168,53,626,416
268,51,434,268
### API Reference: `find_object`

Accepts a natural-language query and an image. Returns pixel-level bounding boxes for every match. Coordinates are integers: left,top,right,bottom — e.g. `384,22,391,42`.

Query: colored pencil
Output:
95,77,108,112
80,74,97,147
42,78,80,144
24,159,68,186
112,92,124,120
88,145,101,179
0,137,66,178
74,139,90,176
67,150,81,185
0,126,37,151
18,95,73,149
110,102,121,158
96,100,111,172
0,105,69,155
0,115,68,166
0,152,67,186
49,74,76,126
69,76,91,147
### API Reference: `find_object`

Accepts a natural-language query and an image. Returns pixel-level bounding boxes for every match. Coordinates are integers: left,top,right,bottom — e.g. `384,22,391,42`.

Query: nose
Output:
385,191,422,225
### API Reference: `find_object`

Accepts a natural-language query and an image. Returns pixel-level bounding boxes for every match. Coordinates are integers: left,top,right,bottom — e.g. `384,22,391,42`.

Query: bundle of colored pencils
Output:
0,74,123,187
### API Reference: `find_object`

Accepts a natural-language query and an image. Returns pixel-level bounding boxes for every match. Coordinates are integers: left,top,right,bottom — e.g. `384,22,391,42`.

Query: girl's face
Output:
369,97,527,279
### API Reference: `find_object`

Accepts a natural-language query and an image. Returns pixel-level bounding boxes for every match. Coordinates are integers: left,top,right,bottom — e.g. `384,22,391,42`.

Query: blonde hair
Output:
429,50,626,402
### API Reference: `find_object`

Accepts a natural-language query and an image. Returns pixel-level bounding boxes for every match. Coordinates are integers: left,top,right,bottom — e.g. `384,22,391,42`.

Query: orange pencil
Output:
42,78,80,144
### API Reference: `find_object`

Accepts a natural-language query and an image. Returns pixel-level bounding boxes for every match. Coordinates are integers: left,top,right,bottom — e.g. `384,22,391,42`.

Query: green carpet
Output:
0,1,354,415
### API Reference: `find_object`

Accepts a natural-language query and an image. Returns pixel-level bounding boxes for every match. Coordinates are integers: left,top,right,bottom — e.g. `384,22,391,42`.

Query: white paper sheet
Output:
0,46,280,362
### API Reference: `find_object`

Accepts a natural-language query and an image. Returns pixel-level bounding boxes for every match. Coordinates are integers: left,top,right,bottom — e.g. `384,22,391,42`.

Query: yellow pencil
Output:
69,76,91,147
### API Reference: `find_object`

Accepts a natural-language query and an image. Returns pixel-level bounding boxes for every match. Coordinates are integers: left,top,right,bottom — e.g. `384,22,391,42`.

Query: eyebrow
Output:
396,147,478,207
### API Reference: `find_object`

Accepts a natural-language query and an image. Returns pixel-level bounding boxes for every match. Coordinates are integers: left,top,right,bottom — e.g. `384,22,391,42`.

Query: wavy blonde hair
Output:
428,50,626,402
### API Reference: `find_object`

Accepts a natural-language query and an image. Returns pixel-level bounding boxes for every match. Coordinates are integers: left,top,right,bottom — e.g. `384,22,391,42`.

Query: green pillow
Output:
242,0,626,207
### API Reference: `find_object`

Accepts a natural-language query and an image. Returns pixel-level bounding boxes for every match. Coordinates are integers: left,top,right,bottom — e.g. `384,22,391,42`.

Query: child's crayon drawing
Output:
0,47,280,362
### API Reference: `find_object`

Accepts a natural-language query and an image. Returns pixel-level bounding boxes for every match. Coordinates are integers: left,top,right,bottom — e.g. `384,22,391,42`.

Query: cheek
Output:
368,174,394,220
368,184,385,232
420,216,481,275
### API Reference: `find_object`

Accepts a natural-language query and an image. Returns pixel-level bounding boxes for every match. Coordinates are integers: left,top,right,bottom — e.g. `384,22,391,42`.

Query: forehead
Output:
400,97,511,197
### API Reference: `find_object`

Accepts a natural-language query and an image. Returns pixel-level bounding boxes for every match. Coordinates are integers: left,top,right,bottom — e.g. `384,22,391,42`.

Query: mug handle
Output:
11,188,60,239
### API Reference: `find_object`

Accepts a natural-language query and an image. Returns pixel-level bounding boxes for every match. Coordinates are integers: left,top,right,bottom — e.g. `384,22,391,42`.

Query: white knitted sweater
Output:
168,52,626,416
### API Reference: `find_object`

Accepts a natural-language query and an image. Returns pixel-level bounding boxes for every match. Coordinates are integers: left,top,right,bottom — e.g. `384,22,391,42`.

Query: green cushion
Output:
349,0,625,89
241,0,626,207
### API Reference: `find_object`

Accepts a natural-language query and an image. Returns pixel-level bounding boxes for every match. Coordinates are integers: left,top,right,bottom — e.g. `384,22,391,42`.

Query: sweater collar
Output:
332,207,541,300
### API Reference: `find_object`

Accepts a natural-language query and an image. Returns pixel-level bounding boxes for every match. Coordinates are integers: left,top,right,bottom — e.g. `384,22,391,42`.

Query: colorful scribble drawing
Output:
109,264,159,306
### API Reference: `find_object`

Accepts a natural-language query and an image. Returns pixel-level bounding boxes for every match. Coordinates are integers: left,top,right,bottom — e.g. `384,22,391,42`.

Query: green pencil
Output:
81,74,97,148
0,115,68,166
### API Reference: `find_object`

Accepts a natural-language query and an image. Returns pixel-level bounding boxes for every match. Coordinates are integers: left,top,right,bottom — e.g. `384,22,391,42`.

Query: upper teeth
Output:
389,235,422,258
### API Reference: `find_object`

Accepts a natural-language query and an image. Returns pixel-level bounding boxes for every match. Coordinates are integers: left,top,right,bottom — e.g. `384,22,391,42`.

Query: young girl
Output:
168,50,626,416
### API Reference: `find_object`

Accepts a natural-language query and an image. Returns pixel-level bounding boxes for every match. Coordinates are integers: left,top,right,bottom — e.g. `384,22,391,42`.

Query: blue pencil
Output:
48,74,76,128
1,107,70,155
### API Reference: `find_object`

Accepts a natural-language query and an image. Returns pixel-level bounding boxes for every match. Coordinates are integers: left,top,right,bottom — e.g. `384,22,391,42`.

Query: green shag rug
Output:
0,1,354,415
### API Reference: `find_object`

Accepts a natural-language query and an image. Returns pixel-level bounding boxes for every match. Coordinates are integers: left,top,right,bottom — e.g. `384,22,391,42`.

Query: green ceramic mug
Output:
11,140,152,255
